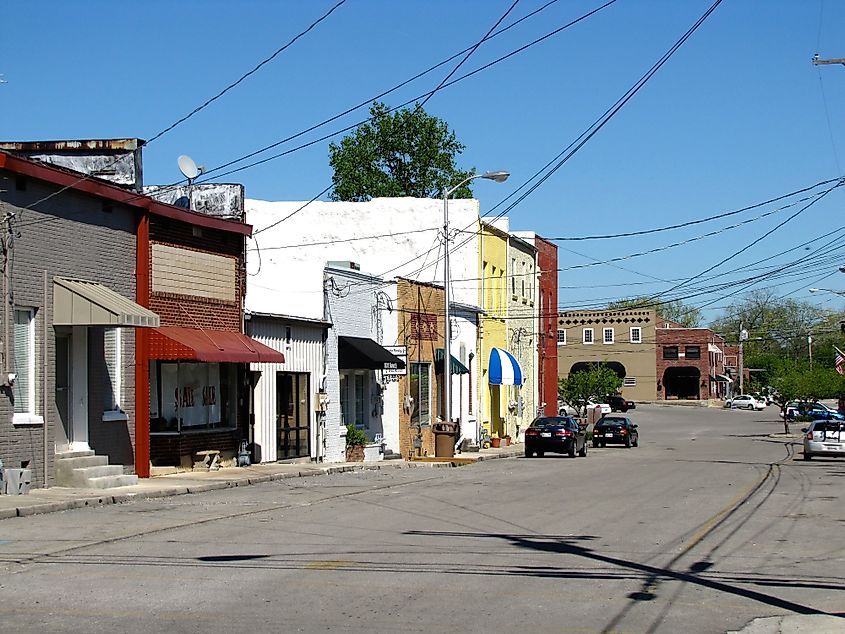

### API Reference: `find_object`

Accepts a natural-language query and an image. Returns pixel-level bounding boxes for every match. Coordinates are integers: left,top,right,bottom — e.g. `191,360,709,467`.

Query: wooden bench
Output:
193,450,221,472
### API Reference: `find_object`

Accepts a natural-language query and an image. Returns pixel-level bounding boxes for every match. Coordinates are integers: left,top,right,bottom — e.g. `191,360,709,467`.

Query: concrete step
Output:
55,455,110,486
86,474,139,489
55,450,95,459
62,465,126,488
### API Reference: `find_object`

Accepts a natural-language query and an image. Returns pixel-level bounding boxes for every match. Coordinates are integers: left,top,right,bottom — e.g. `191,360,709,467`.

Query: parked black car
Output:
606,394,635,412
524,416,588,458
593,416,639,448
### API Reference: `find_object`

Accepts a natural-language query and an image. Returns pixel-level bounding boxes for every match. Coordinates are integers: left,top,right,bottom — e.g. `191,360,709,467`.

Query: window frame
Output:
663,346,679,360
630,327,642,344
409,362,431,427
583,328,594,345
685,345,701,360
12,307,42,425
557,329,566,346
603,327,614,344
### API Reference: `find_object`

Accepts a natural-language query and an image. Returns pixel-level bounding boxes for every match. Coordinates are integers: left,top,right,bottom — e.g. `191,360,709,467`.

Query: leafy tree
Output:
608,296,701,327
768,360,844,433
709,289,832,362
558,363,623,418
328,101,474,201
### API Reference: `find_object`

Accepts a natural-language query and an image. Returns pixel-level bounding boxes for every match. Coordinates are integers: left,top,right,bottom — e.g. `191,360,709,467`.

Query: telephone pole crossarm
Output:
812,56,845,67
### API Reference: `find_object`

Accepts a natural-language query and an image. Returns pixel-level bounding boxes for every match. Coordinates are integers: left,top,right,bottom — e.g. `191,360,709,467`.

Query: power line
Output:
145,0,348,147
198,0,622,183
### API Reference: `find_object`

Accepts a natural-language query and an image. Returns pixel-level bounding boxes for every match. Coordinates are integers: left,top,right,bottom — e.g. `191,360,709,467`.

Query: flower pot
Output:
504,436,511,446
491,437,501,448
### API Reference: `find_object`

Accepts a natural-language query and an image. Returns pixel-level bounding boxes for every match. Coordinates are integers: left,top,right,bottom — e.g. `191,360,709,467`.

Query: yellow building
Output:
478,222,522,439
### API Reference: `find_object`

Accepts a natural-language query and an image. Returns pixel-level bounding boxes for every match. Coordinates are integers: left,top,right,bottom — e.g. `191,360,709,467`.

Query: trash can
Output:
433,421,459,458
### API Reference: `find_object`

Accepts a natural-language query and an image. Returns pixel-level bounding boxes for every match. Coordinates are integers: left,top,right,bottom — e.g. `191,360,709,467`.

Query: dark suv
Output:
606,394,635,412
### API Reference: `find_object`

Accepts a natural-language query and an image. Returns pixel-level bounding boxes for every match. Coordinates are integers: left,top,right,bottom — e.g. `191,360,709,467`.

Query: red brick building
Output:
656,323,728,400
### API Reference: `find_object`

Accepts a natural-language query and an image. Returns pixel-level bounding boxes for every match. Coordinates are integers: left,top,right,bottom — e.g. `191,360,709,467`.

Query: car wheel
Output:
568,442,576,458
579,441,587,457
625,435,632,448
803,451,812,461
632,436,639,447
600,441,606,448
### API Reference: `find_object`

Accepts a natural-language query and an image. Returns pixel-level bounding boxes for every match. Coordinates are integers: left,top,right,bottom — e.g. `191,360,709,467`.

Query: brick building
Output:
655,322,728,400
513,232,558,417
0,149,160,487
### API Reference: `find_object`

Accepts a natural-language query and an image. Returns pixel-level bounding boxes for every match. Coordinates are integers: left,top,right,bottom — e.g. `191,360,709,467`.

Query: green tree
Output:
558,363,623,417
709,289,832,362
328,101,474,201
608,296,701,327
769,360,844,433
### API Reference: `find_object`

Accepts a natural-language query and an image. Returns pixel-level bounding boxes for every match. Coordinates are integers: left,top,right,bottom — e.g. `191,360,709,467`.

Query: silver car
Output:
802,420,845,460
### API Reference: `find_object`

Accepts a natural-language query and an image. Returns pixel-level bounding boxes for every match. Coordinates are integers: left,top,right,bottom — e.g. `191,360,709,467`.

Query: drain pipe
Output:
43,271,48,487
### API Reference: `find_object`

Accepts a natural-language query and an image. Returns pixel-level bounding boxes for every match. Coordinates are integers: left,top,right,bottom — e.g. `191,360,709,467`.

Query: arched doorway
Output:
662,366,701,400
569,361,627,379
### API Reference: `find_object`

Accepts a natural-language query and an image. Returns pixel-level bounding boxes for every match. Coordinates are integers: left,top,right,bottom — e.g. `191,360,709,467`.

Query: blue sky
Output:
4,1,845,324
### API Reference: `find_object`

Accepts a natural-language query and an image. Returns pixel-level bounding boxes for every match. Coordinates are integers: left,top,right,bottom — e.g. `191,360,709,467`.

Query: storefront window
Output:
410,362,431,426
150,361,237,433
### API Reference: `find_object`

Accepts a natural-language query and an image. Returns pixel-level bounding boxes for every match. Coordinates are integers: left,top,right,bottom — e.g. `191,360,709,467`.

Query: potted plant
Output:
490,433,501,449
345,424,368,462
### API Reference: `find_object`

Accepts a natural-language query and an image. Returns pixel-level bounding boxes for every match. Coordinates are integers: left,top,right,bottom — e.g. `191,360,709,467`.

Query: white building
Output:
245,197,506,459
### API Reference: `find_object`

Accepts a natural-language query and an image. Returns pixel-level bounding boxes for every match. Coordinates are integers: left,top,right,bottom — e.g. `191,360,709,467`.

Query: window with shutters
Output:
13,307,42,425
102,328,126,421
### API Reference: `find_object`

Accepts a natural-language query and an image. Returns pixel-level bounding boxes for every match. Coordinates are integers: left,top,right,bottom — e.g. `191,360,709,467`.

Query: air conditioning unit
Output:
3,468,31,495
327,260,360,271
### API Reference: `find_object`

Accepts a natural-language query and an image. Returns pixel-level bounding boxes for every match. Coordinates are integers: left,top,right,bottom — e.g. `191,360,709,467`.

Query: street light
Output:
442,171,509,432
809,288,845,297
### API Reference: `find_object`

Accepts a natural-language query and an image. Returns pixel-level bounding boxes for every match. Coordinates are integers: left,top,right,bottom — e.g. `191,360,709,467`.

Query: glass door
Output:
276,372,310,460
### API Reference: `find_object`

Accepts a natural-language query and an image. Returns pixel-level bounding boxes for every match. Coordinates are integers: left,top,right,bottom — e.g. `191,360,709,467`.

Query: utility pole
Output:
739,323,748,395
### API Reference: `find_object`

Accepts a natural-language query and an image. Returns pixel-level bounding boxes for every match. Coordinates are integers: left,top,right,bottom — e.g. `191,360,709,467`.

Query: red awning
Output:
149,327,284,364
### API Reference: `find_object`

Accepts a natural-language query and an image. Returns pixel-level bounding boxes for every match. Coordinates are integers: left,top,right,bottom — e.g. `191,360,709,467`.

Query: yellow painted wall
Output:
479,223,509,438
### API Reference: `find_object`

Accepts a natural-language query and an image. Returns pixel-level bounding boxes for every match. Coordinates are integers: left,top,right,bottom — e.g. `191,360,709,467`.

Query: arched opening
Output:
569,361,626,379
662,366,701,400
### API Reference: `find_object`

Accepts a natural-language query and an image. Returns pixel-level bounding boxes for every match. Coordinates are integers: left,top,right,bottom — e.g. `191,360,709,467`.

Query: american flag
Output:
835,346,845,375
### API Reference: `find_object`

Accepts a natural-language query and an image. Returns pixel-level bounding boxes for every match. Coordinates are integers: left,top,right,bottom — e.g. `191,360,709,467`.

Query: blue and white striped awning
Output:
488,347,523,385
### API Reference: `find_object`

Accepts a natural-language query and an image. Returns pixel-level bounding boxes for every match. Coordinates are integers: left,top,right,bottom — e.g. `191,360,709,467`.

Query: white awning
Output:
53,277,160,327
708,343,723,354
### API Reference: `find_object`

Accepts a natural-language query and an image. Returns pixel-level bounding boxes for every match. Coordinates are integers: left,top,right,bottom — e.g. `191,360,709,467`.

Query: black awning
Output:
338,336,406,370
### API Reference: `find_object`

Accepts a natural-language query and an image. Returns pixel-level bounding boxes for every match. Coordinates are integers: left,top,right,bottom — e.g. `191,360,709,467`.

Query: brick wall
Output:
656,328,726,400
323,266,387,463
0,173,138,485
536,236,558,416
396,279,442,459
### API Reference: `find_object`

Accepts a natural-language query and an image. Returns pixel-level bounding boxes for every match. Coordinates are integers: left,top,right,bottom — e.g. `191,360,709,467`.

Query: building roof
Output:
0,151,252,237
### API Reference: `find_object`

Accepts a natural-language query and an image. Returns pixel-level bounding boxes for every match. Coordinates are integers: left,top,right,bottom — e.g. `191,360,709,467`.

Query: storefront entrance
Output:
276,372,310,460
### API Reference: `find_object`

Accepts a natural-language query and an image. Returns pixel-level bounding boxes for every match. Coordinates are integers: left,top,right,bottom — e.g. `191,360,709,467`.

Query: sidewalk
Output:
0,442,524,520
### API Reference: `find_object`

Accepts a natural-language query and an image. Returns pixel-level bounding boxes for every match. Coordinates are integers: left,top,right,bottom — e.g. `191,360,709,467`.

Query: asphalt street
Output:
0,404,843,634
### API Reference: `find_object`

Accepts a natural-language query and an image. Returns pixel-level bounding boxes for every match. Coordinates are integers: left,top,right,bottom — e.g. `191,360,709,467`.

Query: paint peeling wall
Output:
145,184,245,220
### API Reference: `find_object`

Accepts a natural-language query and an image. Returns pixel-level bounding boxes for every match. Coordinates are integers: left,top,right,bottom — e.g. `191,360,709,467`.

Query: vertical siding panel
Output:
248,316,325,462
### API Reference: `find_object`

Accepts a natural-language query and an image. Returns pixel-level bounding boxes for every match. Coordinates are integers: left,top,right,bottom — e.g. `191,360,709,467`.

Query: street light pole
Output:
442,171,508,431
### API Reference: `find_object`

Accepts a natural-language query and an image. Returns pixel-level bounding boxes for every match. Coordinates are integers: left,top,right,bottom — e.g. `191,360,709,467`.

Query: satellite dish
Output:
174,196,191,209
178,154,200,180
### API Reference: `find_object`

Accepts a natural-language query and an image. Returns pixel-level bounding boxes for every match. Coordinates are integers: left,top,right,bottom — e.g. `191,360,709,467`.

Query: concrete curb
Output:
0,458,460,521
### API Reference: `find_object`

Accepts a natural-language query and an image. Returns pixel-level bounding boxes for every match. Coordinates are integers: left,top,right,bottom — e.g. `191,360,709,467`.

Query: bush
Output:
794,415,814,423
345,424,368,448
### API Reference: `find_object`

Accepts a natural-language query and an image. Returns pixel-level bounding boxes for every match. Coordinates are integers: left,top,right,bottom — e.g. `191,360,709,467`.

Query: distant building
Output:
557,309,658,402
655,321,729,400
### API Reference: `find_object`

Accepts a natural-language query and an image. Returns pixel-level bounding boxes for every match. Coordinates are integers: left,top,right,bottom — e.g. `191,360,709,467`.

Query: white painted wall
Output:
245,197,505,318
